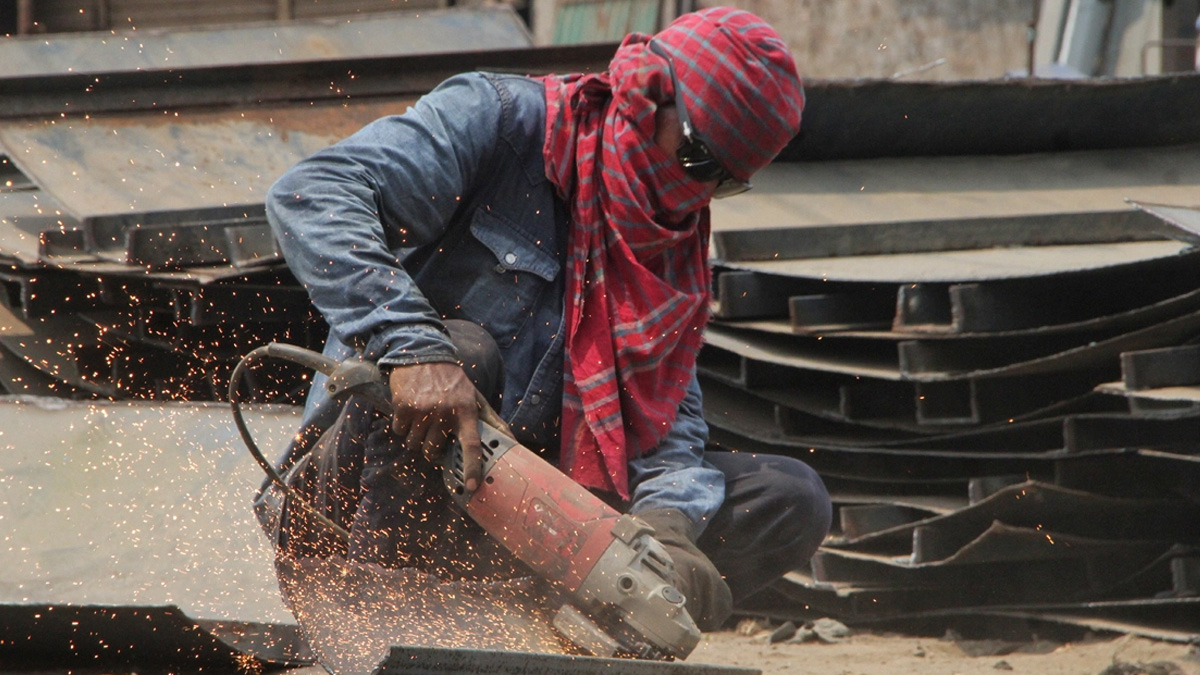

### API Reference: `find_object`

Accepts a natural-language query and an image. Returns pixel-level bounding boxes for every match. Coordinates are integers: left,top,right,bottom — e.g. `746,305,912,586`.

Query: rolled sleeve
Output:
628,373,725,536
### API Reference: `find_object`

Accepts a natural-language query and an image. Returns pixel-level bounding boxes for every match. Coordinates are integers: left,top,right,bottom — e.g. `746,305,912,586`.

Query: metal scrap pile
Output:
706,75,1200,642
0,7,600,405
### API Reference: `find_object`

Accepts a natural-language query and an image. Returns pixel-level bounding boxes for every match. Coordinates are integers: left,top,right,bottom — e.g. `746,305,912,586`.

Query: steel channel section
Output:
788,292,896,332
1064,412,1200,453
1120,344,1200,390
713,269,797,319
0,268,107,319
81,206,274,267
372,644,760,675
176,284,319,327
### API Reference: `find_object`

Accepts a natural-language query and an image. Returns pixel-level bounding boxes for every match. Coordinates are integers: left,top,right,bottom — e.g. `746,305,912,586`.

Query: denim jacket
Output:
266,72,724,532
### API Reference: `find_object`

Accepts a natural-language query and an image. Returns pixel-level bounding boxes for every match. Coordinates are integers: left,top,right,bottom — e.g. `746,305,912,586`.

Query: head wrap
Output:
542,7,804,497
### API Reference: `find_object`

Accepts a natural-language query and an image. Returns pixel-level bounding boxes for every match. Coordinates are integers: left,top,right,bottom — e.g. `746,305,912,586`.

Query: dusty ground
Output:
687,622,1200,675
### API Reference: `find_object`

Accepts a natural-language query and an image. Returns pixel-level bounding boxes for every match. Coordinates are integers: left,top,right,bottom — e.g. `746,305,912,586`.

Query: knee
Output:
760,457,833,560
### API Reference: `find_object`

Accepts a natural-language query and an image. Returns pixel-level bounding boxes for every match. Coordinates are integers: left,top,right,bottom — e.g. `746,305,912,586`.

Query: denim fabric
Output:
266,71,725,528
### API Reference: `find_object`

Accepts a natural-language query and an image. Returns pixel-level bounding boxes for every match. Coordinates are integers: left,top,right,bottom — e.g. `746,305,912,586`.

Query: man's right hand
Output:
389,361,485,493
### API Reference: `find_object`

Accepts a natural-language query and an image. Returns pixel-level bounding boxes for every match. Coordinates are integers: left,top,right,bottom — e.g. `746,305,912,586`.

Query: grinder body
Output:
444,423,702,660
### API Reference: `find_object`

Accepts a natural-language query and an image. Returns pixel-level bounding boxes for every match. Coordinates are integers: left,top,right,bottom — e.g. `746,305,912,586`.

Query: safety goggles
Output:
648,40,752,199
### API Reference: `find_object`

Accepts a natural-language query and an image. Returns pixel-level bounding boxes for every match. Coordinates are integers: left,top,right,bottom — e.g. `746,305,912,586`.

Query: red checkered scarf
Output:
542,8,804,497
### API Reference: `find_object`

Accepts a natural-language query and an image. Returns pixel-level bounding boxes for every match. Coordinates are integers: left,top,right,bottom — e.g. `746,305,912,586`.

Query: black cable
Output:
229,345,351,543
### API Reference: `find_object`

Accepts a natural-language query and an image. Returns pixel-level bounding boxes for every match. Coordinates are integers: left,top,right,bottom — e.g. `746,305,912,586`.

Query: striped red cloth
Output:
542,8,805,497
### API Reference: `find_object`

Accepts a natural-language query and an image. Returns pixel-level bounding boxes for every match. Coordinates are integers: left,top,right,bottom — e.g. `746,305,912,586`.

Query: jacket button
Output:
503,252,518,265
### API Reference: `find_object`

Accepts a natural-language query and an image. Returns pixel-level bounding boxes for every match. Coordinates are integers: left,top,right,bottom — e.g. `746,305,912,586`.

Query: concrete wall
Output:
697,0,1038,81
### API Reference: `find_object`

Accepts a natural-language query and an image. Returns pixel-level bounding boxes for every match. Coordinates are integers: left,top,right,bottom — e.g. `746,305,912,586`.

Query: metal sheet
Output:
717,240,1192,285
709,145,1200,235
0,303,114,396
700,375,1076,459
1064,411,1200,453
712,209,1194,263
776,73,1200,161
0,344,76,396
0,99,412,220
832,480,1200,554
0,43,616,120
0,189,77,265
71,206,281,270
0,397,300,624
0,7,531,79
704,323,902,381
373,644,759,675
700,335,1112,430
0,604,311,670
708,310,1200,385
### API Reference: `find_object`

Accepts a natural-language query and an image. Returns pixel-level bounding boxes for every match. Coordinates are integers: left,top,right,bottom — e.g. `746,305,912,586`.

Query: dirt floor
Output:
687,621,1200,675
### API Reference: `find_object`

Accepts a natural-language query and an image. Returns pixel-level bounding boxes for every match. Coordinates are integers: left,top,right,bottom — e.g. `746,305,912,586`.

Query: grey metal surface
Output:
723,241,1192,285
0,185,77,266
0,99,410,220
711,209,1195,264
0,397,299,624
776,73,1200,161
0,7,531,79
0,42,617,120
709,144,1200,235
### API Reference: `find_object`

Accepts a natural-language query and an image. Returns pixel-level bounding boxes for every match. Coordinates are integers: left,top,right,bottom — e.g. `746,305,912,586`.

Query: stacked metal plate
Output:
0,6,552,404
706,73,1200,643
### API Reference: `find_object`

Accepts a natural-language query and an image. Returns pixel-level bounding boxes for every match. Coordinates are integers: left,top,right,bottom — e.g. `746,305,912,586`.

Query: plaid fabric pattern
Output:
542,8,804,497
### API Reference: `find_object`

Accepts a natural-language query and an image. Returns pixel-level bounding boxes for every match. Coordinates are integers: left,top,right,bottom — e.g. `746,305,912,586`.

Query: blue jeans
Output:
697,452,831,604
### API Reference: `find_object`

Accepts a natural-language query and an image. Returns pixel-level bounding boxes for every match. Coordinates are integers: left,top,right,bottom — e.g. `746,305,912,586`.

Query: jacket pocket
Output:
422,208,559,346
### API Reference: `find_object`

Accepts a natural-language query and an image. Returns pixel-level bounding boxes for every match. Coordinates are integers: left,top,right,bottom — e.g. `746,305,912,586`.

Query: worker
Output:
262,6,832,632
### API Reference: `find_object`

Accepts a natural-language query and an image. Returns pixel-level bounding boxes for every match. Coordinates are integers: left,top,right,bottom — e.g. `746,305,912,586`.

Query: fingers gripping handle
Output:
442,422,517,508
